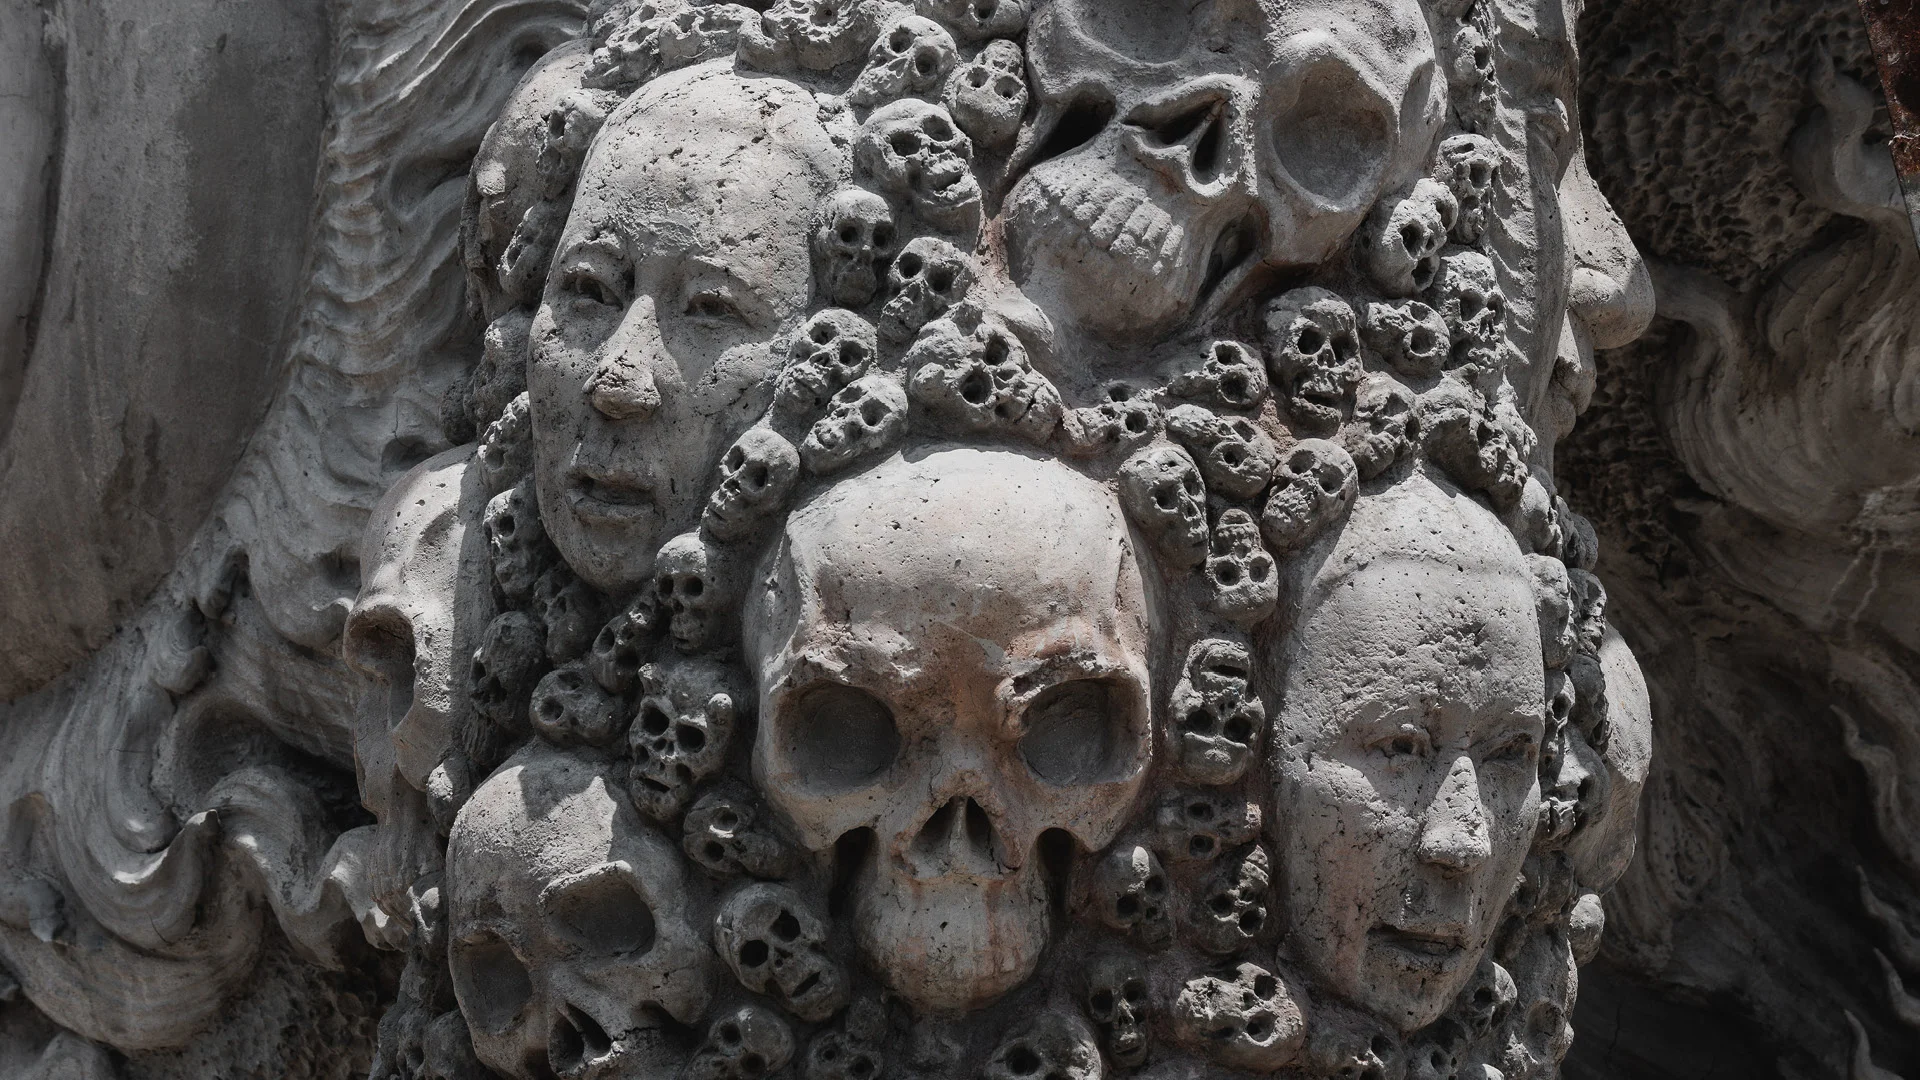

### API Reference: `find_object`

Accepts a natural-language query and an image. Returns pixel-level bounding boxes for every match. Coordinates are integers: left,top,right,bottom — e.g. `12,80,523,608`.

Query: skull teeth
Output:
1029,169,1184,276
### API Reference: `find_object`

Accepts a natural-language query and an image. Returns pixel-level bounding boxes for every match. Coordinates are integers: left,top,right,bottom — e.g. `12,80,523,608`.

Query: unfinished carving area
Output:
0,1,1905,1079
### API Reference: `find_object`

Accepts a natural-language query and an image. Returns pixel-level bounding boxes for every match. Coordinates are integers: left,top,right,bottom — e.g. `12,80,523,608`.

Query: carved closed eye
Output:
1020,679,1136,784
784,685,900,792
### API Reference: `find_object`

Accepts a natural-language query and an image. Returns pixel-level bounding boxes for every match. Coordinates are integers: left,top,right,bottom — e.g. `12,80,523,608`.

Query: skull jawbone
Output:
853,857,1050,1015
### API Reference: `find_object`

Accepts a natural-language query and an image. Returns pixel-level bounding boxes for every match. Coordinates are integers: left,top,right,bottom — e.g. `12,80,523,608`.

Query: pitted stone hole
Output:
1252,973,1277,997
1223,714,1255,741
771,909,802,942
813,4,839,26
739,939,771,967
960,367,993,404
1189,835,1216,858
1006,1044,1041,1075
640,704,671,737
1298,327,1325,354
1238,910,1261,932
1245,1014,1273,1040
1216,563,1241,585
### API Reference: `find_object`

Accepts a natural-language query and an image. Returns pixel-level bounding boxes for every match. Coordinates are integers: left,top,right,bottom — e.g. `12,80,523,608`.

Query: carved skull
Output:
741,0,889,72
1170,962,1306,1071
916,0,1027,42
747,449,1152,1014
713,883,849,1022
1186,845,1271,955
1118,445,1210,568
856,99,983,231
530,663,628,749
1435,133,1498,244
486,481,550,606
1301,1003,1404,1080
1083,842,1173,946
812,190,898,310
706,427,803,544
1168,340,1268,411
536,569,607,667
1359,178,1459,296
805,1032,883,1080
683,783,798,880
1152,789,1261,865
943,38,1027,153
655,5,753,73
586,594,659,696
653,531,738,654
1165,405,1279,501
880,236,975,343
1429,250,1506,371
801,374,910,474
1060,383,1163,460
776,309,879,417
447,747,712,1080
1362,298,1451,380
684,1004,796,1080
1261,439,1358,555
1168,638,1266,786
1082,952,1150,1068
1343,373,1418,480
470,611,549,742
984,1013,1104,1080
628,654,746,822
1263,287,1364,434
1206,509,1279,629
905,313,1064,443
849,12,958,108
1007,0,1444,341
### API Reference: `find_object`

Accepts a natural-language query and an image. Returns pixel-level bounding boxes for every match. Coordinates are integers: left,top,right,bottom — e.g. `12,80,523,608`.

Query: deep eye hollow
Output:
1020,679,1136,785
785,684,900,792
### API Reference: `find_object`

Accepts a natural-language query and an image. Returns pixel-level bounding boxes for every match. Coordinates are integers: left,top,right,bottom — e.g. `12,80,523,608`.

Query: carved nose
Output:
587,352,660,420
908,796,1002,878
1417,755,1493,875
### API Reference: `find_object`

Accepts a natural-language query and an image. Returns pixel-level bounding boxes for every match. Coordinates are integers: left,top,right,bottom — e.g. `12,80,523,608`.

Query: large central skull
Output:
1005,0,1442,342
747,448,1154,1014
447,745,713,1080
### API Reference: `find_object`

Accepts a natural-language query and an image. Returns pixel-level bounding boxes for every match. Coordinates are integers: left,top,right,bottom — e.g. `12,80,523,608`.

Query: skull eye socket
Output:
1019,679,1137,785
453,933,534,1033
783,684,900,792
547,868,659,956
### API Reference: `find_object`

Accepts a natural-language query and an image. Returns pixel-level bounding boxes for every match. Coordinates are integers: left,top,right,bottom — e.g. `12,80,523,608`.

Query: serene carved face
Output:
748,448,1153,1014
447,746,713,1080
1267,471,1544,1032
529,60,842,593
1006,0,1442,342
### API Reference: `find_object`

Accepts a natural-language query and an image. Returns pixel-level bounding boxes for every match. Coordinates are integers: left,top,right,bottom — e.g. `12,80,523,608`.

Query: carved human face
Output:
529,61,842,593
748,448,1153,1014
1267,473,1544,1032
447,746,713,1080
1006,0,1443,343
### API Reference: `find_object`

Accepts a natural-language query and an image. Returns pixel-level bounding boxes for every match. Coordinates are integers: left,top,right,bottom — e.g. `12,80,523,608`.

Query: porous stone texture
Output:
0,0,1901,1078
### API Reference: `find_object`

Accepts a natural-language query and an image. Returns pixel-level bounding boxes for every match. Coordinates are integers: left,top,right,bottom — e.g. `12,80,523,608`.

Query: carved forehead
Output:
760,449,1146,640
448,748,631,883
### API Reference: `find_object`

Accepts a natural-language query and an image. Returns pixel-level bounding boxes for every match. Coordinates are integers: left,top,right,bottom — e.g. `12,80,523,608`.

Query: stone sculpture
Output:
0,0,1684,1076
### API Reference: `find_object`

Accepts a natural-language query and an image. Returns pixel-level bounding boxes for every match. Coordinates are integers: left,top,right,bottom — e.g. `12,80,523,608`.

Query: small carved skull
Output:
1187,846,1271,955
706,427,802,543
1359,179,1459,296
447,747,712,1080
916,0,1026,42
530,663,627,748
1343,374,1418,480
1205,509,1279,630
535,570,606,667
1168,340,1268,411
905,314,1063,442
1170,962,1306,1072
713,883,849,1022
1164,405,1279,502
812,190,898,310
856,99,982,231
1436,134,1498,244
1261,439,1359,555
802,374,909,475
1118,445,1209,568
1362,299,1451,380
984,1013,1104,1080
1426,407,1527,509
1301,1003,1404,1080
943,38,1027,153
1084,842,1172,947
879,236,975,343
776,309,878,417
1083,952,1150,1068
586,595,659,696
628,654,745,822
1153,790,1261,865
1168,638,1266,786
849,12,958,108
485,481,549,606
684,1004,796,1080
1060,383,1161,460
805,1033,883,1080
741,0,888,72
1263,288,1363,434
470,611,548,740
684,783,798,880
653,532,738,654
655,5,752,73
1429,250,1506,371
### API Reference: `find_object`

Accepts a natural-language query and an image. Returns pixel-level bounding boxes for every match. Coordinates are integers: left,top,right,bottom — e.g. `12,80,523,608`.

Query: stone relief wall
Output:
29,0,1892,1076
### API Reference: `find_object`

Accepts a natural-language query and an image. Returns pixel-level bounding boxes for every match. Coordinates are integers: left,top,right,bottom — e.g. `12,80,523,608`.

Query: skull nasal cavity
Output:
912,796,998,862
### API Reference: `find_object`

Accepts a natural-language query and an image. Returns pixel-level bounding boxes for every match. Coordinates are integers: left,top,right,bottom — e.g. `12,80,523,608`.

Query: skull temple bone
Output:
747,448,1154,1014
